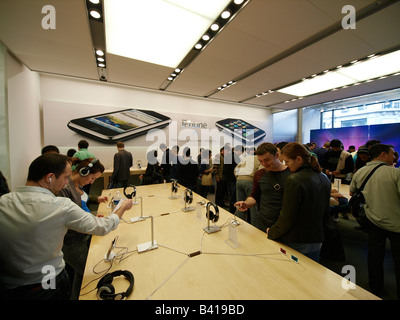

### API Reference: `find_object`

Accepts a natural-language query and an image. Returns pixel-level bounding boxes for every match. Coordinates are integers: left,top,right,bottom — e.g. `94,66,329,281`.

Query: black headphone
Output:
171,180,179,193
184,189,193,204
79,158,98,177
124,185,137,199
206,202,219,223
96,270,134,300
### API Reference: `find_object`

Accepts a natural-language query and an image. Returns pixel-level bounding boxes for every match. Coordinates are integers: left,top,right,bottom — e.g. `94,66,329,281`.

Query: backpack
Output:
349,163,385,222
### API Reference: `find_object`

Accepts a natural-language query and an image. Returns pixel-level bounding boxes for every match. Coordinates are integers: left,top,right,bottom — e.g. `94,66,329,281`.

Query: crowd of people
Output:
0,137,399,300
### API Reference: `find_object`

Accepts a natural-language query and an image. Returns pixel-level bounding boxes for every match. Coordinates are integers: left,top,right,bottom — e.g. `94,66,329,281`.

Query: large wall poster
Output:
310,123,400,166
43,101,271,161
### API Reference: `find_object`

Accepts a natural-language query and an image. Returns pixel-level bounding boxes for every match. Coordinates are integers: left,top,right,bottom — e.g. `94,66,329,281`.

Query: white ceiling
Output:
0,0,399,111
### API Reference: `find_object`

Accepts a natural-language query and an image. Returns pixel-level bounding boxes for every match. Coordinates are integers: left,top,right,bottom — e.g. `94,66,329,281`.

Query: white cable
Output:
146,257,190,300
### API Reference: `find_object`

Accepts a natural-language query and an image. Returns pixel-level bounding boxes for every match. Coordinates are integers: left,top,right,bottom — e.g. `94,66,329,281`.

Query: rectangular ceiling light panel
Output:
104,0,231,68
278,49,400,97
278,72,355,97
337,50,400,82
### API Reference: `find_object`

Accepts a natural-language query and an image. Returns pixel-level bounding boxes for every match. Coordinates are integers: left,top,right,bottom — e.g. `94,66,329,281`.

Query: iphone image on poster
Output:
215,118,266,144
67,109,171,144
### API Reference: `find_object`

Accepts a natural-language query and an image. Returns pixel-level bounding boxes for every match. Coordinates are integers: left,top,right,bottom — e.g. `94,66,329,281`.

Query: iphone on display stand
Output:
67,108,171,144
215,118,266,144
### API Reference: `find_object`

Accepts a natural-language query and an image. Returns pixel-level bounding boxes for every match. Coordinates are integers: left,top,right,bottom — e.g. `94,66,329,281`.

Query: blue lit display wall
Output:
310,123,400,166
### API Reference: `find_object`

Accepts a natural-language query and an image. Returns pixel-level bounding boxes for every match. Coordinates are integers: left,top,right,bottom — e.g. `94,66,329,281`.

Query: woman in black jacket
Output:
267,142,331,262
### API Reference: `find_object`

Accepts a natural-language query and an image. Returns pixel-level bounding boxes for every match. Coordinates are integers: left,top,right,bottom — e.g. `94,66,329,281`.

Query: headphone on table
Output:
171,180,179,193
79,158,98,177
184,189,193,204
124,185,137,199
96,270,134,300
206,201,219,223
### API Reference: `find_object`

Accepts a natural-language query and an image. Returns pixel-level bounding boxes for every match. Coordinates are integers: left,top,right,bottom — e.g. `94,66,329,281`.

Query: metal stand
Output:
137,216,158,253
130,197,145,222
203,204,221,234
169,180,180,199
181,189,195,212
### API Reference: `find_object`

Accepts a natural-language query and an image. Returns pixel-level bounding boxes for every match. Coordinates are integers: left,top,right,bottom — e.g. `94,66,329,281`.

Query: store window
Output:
320,89,400,129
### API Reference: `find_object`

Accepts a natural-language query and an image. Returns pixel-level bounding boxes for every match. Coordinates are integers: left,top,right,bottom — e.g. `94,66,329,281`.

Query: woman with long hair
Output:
267,142,331,262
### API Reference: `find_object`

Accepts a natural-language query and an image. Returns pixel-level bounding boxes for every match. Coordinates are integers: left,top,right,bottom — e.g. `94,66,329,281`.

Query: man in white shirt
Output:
0,154,133,300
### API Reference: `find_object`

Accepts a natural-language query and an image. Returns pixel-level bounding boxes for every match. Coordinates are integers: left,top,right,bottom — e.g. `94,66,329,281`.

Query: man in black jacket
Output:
111,141,133,188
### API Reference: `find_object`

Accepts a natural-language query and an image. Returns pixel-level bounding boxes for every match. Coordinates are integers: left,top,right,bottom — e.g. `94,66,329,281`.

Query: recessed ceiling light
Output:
97,57,105,62
210,23,220,31
90,10,101,19
202,34,210,41
98,63,105,68
96,49,104,56
221,10,231,19
195,43,203,50
234,0,244,4
89,0,100,4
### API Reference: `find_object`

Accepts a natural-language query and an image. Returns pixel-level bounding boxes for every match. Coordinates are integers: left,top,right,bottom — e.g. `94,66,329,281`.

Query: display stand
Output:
203,202,221,234
181,189,195,212
137,216,158,253
225,221,240,248
169,180,180,199
130,197,145,223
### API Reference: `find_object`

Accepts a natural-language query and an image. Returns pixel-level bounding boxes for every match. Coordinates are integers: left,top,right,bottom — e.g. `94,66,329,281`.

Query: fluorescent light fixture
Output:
104,0,231,68
337,50,400,82
278,72,354,97
277,49,400,97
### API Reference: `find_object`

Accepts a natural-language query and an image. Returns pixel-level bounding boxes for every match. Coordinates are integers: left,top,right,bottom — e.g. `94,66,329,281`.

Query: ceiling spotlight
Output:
168,77,173,81
211,23,220,31
174,68,181,73
234,0,245,4
89,0,100,4
90,10,101,19
202,34,210,41
221,10,231,19
195,43,203,50
97,57,105,62
98,63,105,68
96,49,104,56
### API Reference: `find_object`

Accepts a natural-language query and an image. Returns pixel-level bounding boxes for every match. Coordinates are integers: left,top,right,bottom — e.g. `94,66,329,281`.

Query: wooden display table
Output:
100,167,146,189
79,183,379,300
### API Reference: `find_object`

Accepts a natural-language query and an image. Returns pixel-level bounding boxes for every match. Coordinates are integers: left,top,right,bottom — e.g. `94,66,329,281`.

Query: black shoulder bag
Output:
349,163,385,223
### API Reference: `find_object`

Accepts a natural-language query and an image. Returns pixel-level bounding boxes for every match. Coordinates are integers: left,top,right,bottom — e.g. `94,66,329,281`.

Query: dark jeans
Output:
5,269,71,300
113,179,128,188
365,218,400,299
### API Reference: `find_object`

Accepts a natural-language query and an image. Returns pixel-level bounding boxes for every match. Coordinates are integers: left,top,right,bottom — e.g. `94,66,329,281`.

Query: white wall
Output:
40,74,272,169
7,53,42,190
5,68,272,188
